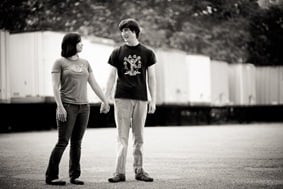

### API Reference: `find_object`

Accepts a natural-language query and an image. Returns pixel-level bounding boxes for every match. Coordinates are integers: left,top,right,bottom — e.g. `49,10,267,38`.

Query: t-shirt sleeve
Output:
108,48,119,68
51,59,62,73
147,49,156,68
87,61,93,73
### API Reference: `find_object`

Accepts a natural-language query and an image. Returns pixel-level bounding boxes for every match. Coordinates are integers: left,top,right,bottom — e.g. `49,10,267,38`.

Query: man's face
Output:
121,28,136,42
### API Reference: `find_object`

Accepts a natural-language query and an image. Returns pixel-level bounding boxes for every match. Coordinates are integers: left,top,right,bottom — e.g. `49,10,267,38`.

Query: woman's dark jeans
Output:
45,103,90,181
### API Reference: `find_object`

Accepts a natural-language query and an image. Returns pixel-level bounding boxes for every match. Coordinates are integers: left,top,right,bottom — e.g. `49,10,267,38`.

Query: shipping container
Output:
7,31,115,103
36,32,66,98
0,30,10,102
3,30,283,108
155,49,189,105
210,60,230,105
229,64,256,105
8,31,64,102
80,36,115,103
186,54,211,104
155,52,211,105
280,66,283,104
3,31,283,129
255,66,283,105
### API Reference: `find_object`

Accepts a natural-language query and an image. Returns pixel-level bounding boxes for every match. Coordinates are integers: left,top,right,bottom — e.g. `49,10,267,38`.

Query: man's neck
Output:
126,39,139,46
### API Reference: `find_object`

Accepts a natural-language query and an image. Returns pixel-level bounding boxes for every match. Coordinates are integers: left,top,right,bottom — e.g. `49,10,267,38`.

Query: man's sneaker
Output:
135,168,154,182
108,173,126,183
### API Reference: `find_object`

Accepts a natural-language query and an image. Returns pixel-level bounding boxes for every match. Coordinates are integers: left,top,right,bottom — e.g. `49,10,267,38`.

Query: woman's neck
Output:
68,54,79,61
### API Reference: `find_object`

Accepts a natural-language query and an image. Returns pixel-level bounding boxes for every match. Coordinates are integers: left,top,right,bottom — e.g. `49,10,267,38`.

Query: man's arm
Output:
88,72,108,104
147,64,156,114
105,66,117,101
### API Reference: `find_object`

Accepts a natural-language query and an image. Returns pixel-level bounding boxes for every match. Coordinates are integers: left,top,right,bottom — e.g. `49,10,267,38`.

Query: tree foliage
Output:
248,4,283,65
0,0,282,65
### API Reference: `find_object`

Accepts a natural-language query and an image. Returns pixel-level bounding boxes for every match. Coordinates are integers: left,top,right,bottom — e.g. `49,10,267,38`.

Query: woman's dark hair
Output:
118,18,141,38
61,33,81,58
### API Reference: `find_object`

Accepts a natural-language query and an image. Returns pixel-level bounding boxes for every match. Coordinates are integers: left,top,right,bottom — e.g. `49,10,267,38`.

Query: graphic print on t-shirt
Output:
70,64,87,73
123,54,142,76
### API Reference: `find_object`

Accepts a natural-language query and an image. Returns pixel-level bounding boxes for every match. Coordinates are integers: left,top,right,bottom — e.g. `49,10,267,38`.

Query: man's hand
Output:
148,101,156,114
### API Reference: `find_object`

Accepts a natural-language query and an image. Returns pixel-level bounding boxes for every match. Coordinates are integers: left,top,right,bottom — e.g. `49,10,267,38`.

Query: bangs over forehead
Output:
61,33,81,58
118,18,141,38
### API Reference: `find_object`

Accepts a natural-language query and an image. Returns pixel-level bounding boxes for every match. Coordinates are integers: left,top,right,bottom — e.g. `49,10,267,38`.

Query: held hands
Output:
100,102,110,114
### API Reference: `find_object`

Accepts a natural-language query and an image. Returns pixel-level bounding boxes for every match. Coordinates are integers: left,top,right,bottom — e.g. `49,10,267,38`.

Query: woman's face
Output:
76,41,83,53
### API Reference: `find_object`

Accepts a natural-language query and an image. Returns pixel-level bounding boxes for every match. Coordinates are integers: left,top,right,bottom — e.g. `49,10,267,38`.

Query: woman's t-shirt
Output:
51,57,92,104
108,44,156,101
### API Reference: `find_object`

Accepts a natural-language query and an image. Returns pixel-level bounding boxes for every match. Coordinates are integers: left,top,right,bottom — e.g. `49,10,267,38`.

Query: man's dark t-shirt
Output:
108,44,156,101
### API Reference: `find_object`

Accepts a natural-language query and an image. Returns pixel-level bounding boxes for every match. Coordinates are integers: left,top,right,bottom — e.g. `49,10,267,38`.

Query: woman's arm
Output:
52,73,67,122
88,72,108,104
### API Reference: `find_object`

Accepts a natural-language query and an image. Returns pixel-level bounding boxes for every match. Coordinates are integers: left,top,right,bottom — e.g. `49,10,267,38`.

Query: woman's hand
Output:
56,105,67,122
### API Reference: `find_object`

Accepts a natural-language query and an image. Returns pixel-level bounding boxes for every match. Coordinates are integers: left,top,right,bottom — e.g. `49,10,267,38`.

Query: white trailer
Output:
6,31,114,103
0,30,10,103
255,66,283,105
155,49,189,105
228,64,256,105
8,31,64,102
186,54,211,105
210,60,230,105
155,52,212,105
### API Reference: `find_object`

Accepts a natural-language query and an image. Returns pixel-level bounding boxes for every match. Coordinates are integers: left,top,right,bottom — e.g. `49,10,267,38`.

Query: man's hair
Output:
61,33,81,58
118,18,141,38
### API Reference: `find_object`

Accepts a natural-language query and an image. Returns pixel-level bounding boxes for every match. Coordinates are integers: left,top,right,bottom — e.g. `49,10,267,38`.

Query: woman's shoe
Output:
70,178,84,185
46,179,66,185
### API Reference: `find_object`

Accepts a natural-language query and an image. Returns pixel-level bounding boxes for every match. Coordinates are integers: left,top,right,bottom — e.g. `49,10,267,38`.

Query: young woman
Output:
45,33,110,185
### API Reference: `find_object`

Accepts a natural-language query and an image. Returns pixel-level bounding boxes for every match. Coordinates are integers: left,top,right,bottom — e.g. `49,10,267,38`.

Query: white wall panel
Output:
81,37,114,103
40,32,64,97
186,55,211,104
255,66,283,105
279,66,283,104
229,64,256,105
156,49,189,105
243,64,256,104
9,32,37,98
6,31,282,106
7,31,115,103
0,30,10,102
210,60,230,105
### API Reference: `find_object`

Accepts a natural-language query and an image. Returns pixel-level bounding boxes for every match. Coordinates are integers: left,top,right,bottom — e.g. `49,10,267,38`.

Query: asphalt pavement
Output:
0,123,283,189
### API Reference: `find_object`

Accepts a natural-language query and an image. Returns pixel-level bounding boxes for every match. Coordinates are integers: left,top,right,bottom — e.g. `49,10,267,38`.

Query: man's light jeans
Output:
114,98,148,174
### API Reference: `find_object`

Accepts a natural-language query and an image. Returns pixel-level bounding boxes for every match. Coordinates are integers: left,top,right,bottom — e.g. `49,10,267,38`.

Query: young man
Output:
103,18,157,183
